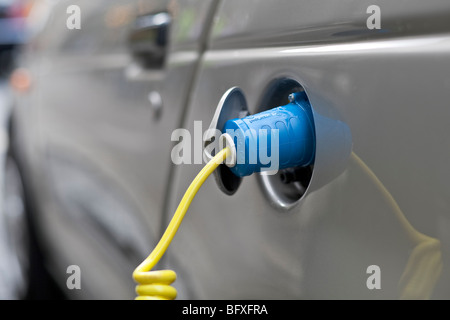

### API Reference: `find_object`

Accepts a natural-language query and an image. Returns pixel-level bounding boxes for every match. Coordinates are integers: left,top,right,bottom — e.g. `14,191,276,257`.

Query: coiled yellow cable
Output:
133,147,230,300
133,146,441,300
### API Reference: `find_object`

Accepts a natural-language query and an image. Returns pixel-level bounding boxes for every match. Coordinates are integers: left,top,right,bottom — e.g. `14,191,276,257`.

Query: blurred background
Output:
0,0,33,299
0,0,30,76
0,0,64,300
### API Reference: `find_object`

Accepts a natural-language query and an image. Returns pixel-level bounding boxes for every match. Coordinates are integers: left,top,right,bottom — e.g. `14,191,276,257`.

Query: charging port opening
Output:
256,78,315,210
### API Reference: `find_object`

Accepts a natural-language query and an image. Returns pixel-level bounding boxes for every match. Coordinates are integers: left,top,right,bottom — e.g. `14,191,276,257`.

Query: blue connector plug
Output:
221,92,316,177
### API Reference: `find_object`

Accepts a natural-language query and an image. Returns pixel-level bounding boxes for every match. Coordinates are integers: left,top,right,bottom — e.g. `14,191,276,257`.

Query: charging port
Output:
256,78,315,210
205,80,317,206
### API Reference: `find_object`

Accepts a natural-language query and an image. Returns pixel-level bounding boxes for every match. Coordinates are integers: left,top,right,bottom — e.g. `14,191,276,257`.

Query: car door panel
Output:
165,0,450,299
15,0,217,299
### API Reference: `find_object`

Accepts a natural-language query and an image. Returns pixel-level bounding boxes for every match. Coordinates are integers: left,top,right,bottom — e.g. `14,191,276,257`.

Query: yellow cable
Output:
133,147,229,300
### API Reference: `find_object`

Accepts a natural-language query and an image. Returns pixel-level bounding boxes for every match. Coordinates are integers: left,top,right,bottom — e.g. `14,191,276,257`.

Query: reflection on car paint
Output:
352,152,442,299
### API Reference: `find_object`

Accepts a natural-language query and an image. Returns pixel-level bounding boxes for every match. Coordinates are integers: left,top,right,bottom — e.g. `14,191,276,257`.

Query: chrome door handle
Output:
128,12,171,69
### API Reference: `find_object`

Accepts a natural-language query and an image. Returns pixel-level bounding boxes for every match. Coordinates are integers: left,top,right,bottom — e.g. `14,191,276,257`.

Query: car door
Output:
165,0,450,299
14,0,218,299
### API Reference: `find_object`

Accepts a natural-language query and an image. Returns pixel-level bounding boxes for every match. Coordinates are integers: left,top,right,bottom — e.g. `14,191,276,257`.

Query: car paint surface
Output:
12,0,450,299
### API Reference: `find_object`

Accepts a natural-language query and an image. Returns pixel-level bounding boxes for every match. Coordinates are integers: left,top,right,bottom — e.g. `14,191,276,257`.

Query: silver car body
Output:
11,0,450,299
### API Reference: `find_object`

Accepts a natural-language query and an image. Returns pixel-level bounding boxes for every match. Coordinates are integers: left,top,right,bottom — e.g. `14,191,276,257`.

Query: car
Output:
5,0,450,300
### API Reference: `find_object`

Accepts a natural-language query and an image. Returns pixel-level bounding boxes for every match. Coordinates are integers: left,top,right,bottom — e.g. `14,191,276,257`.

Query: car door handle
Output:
128,12,171,69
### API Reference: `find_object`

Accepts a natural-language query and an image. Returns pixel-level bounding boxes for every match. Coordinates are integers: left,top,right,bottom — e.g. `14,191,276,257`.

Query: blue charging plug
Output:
221,92,316,177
